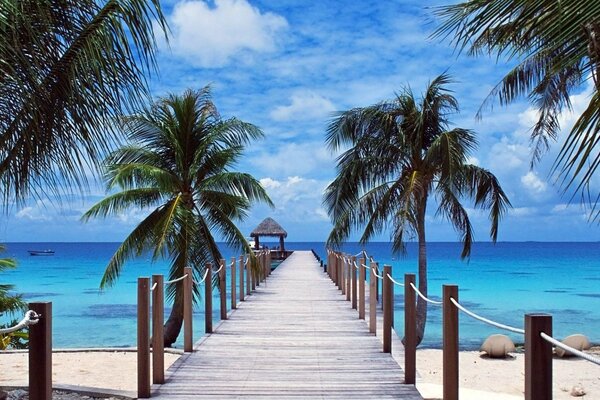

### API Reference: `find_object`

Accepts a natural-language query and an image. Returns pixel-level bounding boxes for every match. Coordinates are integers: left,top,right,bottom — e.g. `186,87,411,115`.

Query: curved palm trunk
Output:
415,202,428,346
163,289,184,347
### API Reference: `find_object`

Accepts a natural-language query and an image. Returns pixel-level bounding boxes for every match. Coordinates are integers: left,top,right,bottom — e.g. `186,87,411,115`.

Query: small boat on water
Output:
28,250,55,256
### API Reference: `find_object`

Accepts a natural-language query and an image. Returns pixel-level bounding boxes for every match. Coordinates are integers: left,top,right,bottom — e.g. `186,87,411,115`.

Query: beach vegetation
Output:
434,0,600,218
83,87,273,346
324,74,511,345
0,245,27,349
0,0,167,204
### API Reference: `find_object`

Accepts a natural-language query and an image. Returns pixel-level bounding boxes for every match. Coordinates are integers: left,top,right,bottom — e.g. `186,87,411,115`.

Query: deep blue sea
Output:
1,242,599,349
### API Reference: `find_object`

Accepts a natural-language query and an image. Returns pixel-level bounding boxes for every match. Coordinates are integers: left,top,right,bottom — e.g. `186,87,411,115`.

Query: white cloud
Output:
270,91,336,121
250,141,334,177
521,171,547,194
259,176,329,222
508,207,537,217
15,202,52,221
166,0,288,67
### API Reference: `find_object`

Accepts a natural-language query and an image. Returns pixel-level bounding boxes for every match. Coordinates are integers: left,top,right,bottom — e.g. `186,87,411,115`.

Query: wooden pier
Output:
152,251,423,399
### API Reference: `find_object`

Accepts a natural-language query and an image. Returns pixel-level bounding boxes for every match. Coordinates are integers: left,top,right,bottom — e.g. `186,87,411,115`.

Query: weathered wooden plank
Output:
153,251,423,399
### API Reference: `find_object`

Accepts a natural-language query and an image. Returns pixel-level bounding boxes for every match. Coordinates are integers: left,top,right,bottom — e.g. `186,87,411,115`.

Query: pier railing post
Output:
29,302,52,400
183,266,193,352
231,257,237,310
443,285,459,400
205,263,213,333
358,257,365,320
251,255,257,291
338,255,342,289
341,255,346,296
346,255,351,301
369,261,377,334
137,278,151,398
219,259,227,320
239,255,245,302
351,255,357,310
404,273,416,384
332,253,337,285
152,274,165,384
383,265,393,353
525,314,552,400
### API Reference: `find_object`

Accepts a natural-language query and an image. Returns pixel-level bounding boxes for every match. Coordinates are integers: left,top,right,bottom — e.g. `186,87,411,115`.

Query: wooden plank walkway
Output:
153,251,423,399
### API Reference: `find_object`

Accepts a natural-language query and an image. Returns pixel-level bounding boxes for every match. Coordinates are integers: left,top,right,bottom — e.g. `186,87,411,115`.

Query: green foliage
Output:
83,87,273,306
433,0,600,217
0,320,28,350
0,0,167,204
0,245,25,316
324,73,511,257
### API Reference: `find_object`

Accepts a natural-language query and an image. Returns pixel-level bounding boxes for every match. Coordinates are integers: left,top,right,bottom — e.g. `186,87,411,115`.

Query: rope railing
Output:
449,297,524,334
214,263,224,274
193,269,210,285
164,274,188,284
409,282,442,305
372,269,384,280
0,310,40,334
150,282,158,291
540,332,600,366
386,273,404,287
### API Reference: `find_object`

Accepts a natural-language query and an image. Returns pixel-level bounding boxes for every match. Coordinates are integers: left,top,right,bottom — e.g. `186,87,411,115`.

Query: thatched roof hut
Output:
250,217,287,250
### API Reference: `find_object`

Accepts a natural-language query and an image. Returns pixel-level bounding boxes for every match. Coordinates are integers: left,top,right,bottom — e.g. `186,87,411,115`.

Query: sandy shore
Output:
1,349,598,398
0,350,180,393
416,349,600,400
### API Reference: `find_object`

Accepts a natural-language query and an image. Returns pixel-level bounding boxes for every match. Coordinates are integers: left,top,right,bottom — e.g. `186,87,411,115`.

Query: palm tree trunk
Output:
163,288,184,347
415,201,428,346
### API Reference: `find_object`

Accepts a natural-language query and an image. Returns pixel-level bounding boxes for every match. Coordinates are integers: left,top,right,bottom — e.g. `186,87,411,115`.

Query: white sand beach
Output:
416,349,600,400
1,348,598,398
0,351,180,393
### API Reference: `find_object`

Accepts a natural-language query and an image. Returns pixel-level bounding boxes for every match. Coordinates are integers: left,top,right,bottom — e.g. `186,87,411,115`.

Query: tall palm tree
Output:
324,74,511,345
0,0,167,204
433,0,600,217
83,87,273,346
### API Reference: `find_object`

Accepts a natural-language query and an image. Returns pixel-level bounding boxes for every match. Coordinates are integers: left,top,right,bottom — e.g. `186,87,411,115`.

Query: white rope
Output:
361,264,370,270
409,282,443,305
372,268,384,280
0,310,40,334
214,263,224,274
164,274,188,284
354,250,366,257
229,261,235,268
245,258,249,266
353,261,360,270
386,273,405,287
450,298,524,334
150,282,158,291
540,332,600,365
193,269,210,285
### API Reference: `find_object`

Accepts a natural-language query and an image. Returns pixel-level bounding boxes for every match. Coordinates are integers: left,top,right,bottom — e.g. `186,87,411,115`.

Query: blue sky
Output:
3,0,600,242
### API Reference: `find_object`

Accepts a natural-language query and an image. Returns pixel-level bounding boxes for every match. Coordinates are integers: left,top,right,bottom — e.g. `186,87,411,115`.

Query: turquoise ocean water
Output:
2,242,599,349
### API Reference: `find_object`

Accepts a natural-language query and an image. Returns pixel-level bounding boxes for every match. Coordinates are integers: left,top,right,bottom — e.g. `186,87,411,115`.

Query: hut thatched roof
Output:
250,217,287,238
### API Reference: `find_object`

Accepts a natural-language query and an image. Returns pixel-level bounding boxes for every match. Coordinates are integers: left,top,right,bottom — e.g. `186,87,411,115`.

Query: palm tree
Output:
324,74,511,345
433,0,600,217
0,0,167,204
0,246,24,316
83,87,273,346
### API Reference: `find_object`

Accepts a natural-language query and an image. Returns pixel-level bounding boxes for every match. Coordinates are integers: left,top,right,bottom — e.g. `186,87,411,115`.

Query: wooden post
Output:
29,302,52,400
346,255,351,301
332,253,337,285
152,274,165,384
338,256,342,289
137,278,150,398
183,266,193,352
525,314,553,400
246,256,252,294
251,256,257,291
358,257,366,320
404,273,416,384
231,257,237,310
341,255,346,296
351,256,357,310
383,266,393,353
205,263,213,333
369,261,377,334
443,285,459,400
219,259,227,320
239,255,245,302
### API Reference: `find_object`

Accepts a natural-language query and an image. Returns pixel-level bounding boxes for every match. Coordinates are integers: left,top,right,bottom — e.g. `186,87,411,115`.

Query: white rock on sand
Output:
0,351,179,392
416,349,600,400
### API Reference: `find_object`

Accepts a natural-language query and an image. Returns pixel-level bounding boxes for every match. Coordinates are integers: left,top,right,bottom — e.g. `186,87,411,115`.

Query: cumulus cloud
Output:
166,0,288,67
270,91,336,121
521,171,547,195
250,141,334,177
15,202,52,221
259,176,329,222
